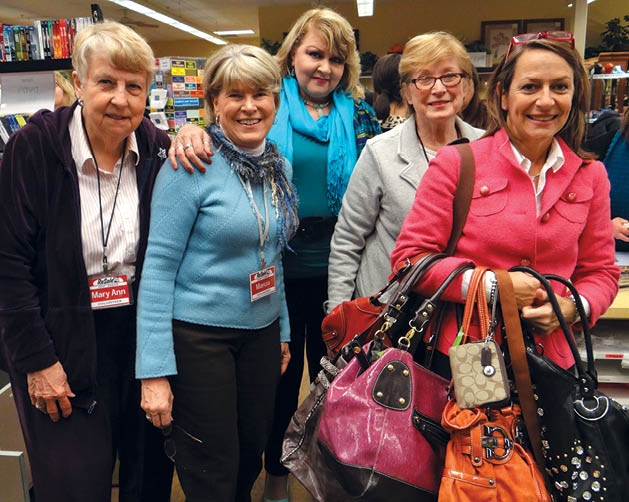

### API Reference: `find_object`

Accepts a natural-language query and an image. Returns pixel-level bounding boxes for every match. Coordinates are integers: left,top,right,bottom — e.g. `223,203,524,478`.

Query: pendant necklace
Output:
303,98,331,118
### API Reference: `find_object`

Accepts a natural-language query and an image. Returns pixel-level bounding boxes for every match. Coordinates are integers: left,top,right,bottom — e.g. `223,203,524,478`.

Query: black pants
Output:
170,319,281,502
264,276,328,476
8,306,173,502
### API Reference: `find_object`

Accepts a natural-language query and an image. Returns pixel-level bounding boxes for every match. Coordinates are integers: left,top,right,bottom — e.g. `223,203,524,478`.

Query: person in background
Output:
600,107,629,249
169,9,380,501
54,71,77,109
583,109,621,159
136,44,297,502
371,52,409,131
391,33,619,377
327,32,484,312
0,21,173,501
460,65,488,129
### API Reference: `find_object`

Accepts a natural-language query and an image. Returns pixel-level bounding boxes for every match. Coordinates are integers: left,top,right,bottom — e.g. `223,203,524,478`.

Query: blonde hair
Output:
275,8,364,99
399,32,473,84
54,71,76,107
72,21,155,87
203,44,282,123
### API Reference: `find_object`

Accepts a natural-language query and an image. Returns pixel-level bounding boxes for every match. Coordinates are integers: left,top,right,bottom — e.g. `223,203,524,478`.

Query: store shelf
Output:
0,59,72,74
591,73,629,80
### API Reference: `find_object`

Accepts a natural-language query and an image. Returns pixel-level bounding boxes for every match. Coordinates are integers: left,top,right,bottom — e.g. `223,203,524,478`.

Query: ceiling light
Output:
568,0,596,6
106,0,227,44
356,0,373,17
213,30,255,36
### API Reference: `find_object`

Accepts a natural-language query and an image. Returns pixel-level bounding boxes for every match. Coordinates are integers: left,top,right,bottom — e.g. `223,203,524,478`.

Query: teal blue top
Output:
283,130,332,279
603,130,629,252
135,150,291,379
291,129,333,218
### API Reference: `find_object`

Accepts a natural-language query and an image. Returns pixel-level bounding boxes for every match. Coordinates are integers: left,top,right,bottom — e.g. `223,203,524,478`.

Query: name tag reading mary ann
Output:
89,274,132,309
249,266,276,302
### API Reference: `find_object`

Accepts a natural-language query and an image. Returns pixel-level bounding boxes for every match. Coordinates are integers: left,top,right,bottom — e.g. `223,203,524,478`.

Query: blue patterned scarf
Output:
267,76,357,215
209,125,299,249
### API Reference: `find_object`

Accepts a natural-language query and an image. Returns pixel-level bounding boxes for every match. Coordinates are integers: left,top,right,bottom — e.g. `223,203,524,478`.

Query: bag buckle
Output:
482,425,513,460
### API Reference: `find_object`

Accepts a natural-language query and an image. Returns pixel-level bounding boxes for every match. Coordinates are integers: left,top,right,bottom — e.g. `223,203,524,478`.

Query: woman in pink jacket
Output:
391,33,619,373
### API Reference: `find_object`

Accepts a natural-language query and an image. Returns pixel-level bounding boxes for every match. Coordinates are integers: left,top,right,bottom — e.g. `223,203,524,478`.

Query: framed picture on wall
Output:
523,18,565,33
481,20,522,65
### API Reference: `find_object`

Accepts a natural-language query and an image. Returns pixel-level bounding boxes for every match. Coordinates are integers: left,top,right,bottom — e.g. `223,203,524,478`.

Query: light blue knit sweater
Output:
135,151,291,379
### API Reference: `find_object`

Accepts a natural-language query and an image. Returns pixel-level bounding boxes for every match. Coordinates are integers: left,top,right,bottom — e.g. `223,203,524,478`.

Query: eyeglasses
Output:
161,423,203,463
410,73,466,91
505,31,575,59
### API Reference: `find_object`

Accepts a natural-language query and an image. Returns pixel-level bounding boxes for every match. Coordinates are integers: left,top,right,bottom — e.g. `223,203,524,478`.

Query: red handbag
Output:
320,287,388,357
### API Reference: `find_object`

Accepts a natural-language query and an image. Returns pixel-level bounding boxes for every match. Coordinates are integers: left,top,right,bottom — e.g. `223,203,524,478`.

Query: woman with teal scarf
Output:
170,8,380,500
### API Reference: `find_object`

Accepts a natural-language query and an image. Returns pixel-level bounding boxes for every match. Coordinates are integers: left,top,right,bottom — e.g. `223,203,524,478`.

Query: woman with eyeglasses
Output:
327,32,484,313
391,33,619,376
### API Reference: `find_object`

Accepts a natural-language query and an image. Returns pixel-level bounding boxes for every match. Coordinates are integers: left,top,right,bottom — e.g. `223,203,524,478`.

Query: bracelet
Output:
568,295,581,324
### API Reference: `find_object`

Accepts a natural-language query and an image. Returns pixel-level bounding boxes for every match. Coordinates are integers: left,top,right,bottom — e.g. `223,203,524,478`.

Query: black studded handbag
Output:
508,267,629,502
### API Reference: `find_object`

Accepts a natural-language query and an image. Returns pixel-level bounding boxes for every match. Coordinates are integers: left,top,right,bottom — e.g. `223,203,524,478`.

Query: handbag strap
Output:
445,142,476,256
398,262,474,353
511,267,597,394
494,269,548,475
460,266,490,343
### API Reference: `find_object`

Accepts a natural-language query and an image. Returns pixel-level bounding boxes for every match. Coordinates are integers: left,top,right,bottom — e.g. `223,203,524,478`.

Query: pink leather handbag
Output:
317,344,449,500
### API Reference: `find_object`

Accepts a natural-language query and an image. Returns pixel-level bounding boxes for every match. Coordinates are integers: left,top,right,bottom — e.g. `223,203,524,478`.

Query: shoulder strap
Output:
445,142,475,255
494,269,548,480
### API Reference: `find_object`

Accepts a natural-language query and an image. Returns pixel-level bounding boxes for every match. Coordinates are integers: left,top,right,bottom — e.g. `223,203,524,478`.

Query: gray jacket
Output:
327,115,484,311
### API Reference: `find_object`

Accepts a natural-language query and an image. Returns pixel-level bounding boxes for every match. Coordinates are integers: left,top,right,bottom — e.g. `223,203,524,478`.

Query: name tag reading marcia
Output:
88,274,132,309
249,266,276,302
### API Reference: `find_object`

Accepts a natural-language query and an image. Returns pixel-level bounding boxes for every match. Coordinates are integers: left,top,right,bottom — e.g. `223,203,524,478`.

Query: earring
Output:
215,114,221,126
78,98,84,107
289,67,296,78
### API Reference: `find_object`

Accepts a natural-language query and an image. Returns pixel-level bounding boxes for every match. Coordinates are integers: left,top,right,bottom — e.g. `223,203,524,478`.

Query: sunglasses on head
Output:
505,31,575,60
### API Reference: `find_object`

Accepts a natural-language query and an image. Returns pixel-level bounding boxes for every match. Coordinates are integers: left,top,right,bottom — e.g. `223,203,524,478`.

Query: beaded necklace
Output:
303,99,331,117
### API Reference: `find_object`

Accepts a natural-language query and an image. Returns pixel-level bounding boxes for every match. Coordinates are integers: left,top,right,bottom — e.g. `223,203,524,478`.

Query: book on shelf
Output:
0,17,93,63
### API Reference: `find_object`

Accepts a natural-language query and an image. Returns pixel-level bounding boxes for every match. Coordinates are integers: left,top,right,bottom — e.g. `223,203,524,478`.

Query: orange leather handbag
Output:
438,400,551,502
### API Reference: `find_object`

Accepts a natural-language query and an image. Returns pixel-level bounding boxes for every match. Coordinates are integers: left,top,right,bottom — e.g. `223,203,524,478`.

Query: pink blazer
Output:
391,128,620,368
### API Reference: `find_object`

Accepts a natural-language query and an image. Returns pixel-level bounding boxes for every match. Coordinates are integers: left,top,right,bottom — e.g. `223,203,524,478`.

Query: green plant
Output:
261,38,282,55
600,15,629,51
464,40,491,54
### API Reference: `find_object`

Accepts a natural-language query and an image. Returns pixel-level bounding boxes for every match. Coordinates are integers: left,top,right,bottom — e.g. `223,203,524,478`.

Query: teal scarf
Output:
267,76,357,215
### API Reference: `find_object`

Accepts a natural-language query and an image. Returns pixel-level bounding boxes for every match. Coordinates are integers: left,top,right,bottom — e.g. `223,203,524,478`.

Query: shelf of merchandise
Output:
578,289,629,407
0,59,72,74
590,73,628,115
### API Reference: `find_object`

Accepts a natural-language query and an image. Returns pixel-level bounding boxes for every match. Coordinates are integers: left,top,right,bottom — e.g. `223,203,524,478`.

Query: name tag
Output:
88,274,133,309
249,266,276,302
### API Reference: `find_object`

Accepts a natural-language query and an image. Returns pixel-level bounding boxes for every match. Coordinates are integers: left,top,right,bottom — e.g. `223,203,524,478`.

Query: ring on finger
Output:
146,414,152,421
203,140,211,145
177,145,184,151
184,143,193,150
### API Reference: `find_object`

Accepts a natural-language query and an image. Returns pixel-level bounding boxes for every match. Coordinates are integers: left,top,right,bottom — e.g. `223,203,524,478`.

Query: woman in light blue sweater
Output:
136,45,298,502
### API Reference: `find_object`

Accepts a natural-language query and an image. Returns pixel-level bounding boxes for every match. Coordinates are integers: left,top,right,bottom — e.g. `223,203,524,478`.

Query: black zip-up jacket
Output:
0,103,170,403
